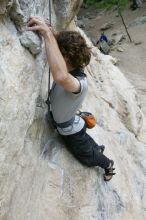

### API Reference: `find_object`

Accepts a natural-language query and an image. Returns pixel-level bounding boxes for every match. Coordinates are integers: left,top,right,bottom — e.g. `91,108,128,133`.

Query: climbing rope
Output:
48,0,52,98
48,0,52,26
46,0,52,115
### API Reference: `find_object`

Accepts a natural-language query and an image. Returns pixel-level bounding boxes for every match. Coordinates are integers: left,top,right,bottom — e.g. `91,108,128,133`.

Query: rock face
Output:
53,0,83,29
19,31,42,55
0,0,14,15
100,22,115,31
0,1,146,220
129,16,146,27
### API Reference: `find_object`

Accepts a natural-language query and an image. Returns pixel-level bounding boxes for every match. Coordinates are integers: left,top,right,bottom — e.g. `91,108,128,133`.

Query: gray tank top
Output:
50,76,88,135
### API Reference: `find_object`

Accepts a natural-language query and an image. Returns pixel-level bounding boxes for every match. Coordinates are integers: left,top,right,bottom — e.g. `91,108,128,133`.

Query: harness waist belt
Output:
56,117,75,128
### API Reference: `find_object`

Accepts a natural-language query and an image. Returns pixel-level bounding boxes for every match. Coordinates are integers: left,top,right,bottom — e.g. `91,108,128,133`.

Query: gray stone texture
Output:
53,0,83,29
0,1,146,220
19,31,42,55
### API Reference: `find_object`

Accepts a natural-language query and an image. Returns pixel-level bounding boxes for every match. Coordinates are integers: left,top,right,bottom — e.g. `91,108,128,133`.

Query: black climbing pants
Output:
61,125,111,169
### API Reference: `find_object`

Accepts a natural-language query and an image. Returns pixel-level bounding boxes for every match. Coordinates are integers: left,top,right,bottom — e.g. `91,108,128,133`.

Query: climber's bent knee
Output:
61,126,112,169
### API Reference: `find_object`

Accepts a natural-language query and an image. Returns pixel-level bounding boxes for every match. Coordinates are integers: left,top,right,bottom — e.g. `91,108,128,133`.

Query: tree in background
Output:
83,0,132,42
83,0,129,9
117,0,132,42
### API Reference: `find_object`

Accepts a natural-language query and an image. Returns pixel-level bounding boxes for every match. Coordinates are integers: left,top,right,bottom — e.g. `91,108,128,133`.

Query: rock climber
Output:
27,16,115,181
96,32,110,55
99,32,108,43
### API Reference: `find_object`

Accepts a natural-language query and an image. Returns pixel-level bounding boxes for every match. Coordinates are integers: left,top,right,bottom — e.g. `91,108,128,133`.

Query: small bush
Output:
84,0,129,9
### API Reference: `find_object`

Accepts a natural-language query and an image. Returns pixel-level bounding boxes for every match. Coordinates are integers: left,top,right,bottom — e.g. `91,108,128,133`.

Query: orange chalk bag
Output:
78,112,97,129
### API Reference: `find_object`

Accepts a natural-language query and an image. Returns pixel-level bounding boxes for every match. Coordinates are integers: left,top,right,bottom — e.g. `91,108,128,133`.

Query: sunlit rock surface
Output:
0,1,146,220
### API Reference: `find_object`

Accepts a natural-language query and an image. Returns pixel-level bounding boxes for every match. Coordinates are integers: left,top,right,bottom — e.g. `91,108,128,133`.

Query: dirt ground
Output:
78,2,146,114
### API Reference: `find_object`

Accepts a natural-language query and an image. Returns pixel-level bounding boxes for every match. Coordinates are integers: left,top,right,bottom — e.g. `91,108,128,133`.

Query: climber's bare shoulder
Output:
56,72,81,93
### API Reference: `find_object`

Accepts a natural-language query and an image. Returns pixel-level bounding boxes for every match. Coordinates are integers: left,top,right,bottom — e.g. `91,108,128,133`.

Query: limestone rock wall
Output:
53,0,83,30
0,1,146,220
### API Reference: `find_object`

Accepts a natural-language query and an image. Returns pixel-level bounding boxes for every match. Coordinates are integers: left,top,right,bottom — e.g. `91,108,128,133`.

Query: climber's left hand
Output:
27,16,53,38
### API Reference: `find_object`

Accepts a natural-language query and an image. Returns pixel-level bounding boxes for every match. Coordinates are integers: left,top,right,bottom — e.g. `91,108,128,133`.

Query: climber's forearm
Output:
44,32,80,93
27,16,81,93
44,32,69,83
27,16,69,83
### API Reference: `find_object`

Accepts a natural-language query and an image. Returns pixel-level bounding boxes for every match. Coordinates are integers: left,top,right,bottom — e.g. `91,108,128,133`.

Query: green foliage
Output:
84,0,129,9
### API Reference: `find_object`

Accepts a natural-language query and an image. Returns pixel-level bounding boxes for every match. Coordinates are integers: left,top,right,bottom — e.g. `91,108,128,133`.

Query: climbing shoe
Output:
104,160,116,181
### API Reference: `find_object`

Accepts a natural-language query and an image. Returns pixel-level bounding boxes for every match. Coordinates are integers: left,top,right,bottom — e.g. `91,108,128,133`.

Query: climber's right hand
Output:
27,16,53,38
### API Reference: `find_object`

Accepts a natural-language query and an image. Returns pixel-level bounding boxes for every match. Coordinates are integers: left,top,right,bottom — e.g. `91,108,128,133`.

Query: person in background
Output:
96,32,110,55
99,32,108,42
97,32,108,45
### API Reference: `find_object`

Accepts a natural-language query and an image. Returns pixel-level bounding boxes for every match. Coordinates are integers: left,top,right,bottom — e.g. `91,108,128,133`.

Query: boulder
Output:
77,19,85,28
129,16,146,27
98,41,110,54
117,46,124,52
19,31,42,55
0,0,14,15
53,0,83,30
100,22,115,31
135,41,142,45
112,33,126,44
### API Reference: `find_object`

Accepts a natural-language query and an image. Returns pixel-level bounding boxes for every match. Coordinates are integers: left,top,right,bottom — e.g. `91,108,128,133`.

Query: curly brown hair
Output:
55,31,91,69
